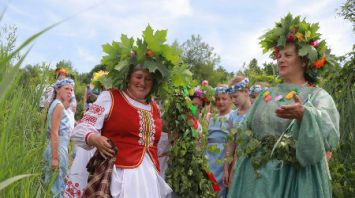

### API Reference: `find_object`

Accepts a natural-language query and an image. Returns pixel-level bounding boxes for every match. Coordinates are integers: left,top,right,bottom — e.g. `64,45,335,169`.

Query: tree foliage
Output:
239,58,279,86
338,0,355,31
180,35,233,86
324,46,355,198
19,63,50,86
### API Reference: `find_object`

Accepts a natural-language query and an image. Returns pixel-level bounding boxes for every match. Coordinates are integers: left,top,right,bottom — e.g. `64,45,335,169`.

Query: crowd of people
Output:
41,14,339,198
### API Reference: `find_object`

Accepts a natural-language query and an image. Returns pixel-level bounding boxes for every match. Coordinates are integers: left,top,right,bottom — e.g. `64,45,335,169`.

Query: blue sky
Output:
1,0,354,73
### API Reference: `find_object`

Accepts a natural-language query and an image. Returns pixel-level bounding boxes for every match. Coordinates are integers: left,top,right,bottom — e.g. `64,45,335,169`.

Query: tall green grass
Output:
0,10,58,197
0,73,50,197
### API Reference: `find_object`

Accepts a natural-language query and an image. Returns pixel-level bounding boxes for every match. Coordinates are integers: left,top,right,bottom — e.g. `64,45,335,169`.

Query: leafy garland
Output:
164,87,218,198
200,84,215,103
234,128,299,177
100,25,181,98
259,13,337,83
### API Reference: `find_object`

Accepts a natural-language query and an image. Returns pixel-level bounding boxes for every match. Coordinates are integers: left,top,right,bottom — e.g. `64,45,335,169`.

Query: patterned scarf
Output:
82,139,118,198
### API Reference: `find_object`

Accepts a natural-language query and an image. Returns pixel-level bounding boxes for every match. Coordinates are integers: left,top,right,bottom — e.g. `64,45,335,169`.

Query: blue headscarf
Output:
54,78,75,89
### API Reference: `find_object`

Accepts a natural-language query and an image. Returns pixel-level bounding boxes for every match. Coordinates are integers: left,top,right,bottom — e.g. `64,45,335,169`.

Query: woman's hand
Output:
275,94,304,120
88,134,115,158
326,152,332,161
222,166,230,187
51,159,59,170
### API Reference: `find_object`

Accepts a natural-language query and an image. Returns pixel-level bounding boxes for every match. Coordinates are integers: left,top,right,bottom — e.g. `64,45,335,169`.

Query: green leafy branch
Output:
235,129,299,177
164,88,218,198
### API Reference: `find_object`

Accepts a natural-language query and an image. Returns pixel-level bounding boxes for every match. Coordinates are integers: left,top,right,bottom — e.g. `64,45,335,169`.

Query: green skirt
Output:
228,156,332,198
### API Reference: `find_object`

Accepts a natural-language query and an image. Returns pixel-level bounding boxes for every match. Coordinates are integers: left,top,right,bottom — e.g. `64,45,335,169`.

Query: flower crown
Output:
215,86,229,94
101,25,181,96
259,13,335,83
192,88,204,98
249,84,268,98
229,78,249,93
189,82,214,105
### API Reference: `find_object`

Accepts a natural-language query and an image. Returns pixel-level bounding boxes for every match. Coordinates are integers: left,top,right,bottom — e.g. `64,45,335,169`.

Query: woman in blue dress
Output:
205,85,233,198
43,78,74,197
223,76,252,187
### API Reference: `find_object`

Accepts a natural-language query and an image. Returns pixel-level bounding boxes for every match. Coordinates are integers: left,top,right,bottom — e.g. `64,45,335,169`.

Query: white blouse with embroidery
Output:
67,90,171,198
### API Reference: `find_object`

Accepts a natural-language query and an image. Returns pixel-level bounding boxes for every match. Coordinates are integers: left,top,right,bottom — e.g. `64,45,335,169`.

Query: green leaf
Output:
119,34,134,60
298,44,308,56
135,38,147,62
143,25,167,53
99,76,113,89
102,43,112,53
101,41,122,69
298,44,317,61
192,129,197,137
0,174,38,191
307,45,318,62
114,59,129,72
171,65,193,87
162,44,181,64
305,31,311,40
277,35,286,47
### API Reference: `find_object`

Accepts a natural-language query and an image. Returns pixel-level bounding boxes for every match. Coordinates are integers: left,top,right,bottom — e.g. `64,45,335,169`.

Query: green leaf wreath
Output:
100,25,181,99
259,13,337,83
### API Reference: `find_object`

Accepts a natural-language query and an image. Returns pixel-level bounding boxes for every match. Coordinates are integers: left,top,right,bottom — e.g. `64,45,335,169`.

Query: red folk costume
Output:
101,89,162,171
66,26,176,198
65,90,171,198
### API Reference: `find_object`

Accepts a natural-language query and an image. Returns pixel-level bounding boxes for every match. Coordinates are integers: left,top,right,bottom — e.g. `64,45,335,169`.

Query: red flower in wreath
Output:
287,28,296,42
146,49,154,57
273,47,279,59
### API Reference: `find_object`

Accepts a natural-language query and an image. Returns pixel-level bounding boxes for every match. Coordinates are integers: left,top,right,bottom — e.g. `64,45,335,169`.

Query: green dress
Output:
228,83,339,198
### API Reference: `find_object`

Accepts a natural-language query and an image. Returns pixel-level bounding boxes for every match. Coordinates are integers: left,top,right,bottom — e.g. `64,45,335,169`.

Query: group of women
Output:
43,14,339,198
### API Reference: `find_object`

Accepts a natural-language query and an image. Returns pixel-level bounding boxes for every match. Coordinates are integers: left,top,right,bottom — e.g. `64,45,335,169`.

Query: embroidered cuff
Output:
85,132,95,146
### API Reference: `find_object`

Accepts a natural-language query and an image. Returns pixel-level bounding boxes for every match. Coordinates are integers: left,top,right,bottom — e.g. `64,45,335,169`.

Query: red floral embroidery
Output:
88,104,105,115
78,114,97,126
64,180,82,197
